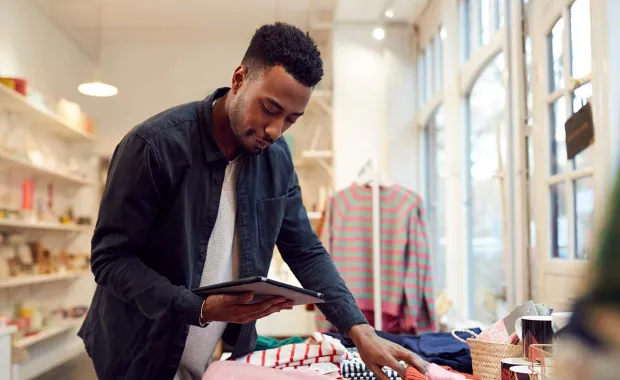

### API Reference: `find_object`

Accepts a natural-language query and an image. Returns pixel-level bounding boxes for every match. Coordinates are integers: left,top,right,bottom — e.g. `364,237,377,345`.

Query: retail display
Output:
0,70,98,378
327,329,481,374
236,333,351,370
317,182,437,334
0,234,89,280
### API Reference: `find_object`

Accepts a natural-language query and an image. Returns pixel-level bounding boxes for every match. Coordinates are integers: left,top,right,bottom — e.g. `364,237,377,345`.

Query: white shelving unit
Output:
0,85,96,142
0,150,97,187
0,219,92,233
13,318,83,349
0,83,98,379
0,271,87,290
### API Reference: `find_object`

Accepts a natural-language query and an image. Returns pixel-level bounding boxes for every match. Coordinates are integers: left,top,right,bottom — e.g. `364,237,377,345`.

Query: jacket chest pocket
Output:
256,195,287,248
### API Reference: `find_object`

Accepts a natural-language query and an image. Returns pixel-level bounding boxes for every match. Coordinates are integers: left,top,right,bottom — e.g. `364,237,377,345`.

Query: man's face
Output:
228,65,312,154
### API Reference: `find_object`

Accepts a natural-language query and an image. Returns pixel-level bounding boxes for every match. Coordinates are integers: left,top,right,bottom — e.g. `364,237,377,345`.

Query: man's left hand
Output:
348,324,428,380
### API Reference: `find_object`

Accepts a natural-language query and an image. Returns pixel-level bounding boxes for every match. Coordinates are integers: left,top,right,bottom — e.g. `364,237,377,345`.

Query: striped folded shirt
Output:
236,333,351,371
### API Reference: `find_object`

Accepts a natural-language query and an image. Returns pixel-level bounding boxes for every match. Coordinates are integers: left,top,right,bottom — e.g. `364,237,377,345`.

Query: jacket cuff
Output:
328,301,369,337
175,288,206,327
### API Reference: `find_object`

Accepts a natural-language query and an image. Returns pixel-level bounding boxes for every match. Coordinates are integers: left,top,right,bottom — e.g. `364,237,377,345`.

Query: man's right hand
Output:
200,292,294,325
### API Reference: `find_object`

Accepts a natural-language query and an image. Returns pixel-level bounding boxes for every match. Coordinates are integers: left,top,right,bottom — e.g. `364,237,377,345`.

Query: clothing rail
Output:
356,158,382,331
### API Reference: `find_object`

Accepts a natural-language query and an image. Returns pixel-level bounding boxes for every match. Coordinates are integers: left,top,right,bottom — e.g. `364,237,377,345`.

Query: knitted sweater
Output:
317,183,438,333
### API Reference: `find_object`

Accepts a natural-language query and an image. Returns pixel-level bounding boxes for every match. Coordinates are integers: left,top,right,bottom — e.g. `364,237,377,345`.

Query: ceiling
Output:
334,0,428,23
31,0,427,61
31,0,337,60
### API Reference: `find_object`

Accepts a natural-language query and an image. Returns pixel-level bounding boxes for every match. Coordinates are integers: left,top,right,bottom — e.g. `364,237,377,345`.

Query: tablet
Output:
192,276,325,306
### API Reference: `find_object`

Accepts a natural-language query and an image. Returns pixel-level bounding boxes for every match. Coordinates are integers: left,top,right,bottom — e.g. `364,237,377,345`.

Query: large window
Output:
424,107,446,294
466,54,506,324
546,0,593,261
462,0,505,59
417,28,444,106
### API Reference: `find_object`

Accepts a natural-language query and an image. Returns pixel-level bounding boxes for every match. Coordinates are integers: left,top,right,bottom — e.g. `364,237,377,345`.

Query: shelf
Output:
0,271,87,289
0,219,92,233
301,150,333,159
0,84,96,142
13,318,83,349
0,150,97,186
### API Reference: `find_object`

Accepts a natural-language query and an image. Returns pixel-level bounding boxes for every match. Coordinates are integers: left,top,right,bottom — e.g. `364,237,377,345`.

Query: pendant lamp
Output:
79,5,118,97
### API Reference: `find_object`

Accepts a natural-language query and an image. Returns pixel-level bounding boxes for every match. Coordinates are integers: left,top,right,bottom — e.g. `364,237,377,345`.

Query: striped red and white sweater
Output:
317,183,438,334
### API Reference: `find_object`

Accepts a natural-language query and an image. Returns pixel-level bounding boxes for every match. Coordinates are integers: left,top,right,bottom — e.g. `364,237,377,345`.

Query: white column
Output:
332,24,386,190
383,25,417,191
441,0,470,317
506,0,529,308
591,0,620,225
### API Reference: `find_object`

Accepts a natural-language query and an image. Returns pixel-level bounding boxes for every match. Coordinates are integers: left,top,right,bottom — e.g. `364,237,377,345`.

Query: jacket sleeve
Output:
90,132,205,327
404,197,439,332
276,172,368,335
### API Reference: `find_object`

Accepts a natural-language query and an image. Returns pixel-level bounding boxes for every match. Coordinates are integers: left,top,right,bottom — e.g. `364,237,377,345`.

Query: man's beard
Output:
229,93,261,155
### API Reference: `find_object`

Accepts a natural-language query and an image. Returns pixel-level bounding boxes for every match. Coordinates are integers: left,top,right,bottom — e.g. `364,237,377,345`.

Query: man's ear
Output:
231,65,248,94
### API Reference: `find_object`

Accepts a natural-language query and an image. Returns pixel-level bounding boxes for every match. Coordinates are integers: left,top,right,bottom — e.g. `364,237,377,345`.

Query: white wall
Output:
94,39,250,155
0,0,97,115
332,25,386,190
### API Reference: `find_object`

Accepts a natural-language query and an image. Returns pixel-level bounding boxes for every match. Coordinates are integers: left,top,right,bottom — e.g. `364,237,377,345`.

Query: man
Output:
79,22,427,380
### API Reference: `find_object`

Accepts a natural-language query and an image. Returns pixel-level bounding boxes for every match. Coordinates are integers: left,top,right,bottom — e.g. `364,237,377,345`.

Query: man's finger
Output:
384,356,406,379
395,349,428,375
236,297,286,314
221,292,254,305
244,301,289,321
367,364,389,380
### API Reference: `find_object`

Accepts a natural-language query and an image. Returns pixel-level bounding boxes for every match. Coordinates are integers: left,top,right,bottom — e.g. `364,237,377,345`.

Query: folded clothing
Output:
341,354,401,379
236,333,351,370
255,335,304,351
203,361,337,380
326,329,481,374
406,365,481,380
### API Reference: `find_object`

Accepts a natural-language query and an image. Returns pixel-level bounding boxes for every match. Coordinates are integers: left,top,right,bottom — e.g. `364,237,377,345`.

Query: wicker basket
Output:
452,329,523,380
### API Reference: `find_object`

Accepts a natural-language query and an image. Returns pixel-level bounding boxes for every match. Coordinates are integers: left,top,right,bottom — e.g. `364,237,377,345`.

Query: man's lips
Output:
251,135,270,149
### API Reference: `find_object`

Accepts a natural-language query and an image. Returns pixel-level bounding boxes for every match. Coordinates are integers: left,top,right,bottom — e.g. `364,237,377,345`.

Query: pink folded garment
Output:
203,360,341,380
427,363,466,380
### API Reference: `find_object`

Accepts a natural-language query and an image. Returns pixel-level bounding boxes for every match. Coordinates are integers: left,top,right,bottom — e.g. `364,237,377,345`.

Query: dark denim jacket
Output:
78,88,367,380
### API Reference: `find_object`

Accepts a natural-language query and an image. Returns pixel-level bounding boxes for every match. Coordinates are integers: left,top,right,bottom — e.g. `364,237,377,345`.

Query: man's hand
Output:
200,292,293,324
349,324,428,380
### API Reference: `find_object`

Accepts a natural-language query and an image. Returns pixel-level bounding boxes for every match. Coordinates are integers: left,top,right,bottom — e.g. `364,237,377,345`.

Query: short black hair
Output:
242,22,324,87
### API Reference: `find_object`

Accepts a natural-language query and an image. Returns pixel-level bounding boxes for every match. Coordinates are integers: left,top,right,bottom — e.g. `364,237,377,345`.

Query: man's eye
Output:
262,104,277,115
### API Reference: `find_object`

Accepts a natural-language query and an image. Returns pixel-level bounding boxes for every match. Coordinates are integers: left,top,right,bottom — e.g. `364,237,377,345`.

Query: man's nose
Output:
265,121,283,141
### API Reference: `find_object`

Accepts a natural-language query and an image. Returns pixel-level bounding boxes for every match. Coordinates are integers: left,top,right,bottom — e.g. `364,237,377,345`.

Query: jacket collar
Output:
198,87,230,163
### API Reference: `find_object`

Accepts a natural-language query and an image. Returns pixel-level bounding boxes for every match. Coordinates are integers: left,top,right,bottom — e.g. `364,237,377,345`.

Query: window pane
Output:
497,0,504,29
481,0,491,45
551,183,568,259
468,54,506,324
574,176,594,259
418,51,425,107
549,18,565,92
461,0,472,61
435,34,443,91
572,83,594,169
426,107,447,293
426,43,434,99
526,36,533,125
550,98,568,174
571,0,592,79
